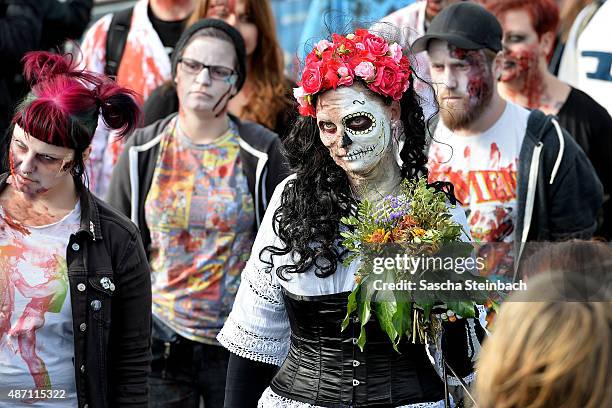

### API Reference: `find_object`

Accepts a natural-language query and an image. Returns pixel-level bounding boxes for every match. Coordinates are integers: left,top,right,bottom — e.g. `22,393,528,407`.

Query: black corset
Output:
270,290,444,408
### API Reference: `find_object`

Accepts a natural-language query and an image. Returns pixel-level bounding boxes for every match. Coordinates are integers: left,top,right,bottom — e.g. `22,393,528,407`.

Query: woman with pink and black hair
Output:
0,51,151,408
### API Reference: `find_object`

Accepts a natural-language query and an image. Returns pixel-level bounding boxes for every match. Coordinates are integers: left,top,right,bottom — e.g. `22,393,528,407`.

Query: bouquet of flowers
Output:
340,178,491,351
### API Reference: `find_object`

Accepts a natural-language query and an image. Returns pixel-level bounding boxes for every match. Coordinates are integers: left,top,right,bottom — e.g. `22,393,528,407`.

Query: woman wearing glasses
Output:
143,0,296,140
107,19,289,408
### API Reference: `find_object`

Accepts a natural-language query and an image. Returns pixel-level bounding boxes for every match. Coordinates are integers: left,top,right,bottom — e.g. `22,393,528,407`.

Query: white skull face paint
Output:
316,85,393,176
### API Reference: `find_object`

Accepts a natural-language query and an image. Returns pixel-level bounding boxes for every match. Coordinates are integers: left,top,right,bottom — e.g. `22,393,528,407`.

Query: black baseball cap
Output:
412,3,502,54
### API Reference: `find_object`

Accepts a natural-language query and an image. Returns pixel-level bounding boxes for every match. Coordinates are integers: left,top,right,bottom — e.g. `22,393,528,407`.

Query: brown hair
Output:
475,271,612,408
188,0,292,130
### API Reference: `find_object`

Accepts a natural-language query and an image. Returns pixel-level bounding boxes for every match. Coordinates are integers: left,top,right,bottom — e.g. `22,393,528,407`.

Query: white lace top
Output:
217,175,479,407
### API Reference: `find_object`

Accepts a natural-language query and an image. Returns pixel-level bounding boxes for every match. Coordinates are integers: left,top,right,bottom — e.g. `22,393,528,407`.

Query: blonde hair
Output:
475,274,611,408
189,0,292,130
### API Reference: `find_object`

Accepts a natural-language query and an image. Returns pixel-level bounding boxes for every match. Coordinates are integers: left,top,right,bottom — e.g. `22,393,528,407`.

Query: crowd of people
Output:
0,1,610,408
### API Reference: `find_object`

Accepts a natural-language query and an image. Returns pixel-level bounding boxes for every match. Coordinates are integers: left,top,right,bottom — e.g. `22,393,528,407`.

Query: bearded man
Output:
413,2,603,277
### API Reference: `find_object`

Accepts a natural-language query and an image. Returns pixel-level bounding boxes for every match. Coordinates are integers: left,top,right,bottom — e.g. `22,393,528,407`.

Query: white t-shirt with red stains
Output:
0,203,80,406
427,102,530,245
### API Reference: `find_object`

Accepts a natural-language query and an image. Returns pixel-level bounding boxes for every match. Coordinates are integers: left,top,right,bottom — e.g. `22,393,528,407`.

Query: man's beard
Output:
437,77,494,131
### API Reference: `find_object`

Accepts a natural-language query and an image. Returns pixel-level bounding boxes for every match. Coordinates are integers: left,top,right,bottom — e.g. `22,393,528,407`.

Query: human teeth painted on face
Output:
316,85,393,176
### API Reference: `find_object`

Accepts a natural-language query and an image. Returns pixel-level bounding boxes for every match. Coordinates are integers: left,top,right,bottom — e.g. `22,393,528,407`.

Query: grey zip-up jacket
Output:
515,110,603,265
106,113,290,256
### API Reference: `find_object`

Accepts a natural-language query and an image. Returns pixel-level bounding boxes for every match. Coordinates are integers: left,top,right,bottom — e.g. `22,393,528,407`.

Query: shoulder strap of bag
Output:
104,7,134,78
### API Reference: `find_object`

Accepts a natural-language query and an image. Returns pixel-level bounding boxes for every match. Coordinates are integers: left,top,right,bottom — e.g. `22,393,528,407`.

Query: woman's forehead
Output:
13,124,74,156
184,36,234,57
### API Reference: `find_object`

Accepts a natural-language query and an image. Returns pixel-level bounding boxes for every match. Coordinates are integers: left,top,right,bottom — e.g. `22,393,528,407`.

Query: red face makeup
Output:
499,9,546,108
429,41,494,130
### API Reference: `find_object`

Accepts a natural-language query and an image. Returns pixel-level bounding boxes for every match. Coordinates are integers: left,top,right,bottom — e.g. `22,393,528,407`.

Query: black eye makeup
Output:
318,121,337,133
505,33,527,44
38,154,60,162
12,138,64,163
342,112,376,135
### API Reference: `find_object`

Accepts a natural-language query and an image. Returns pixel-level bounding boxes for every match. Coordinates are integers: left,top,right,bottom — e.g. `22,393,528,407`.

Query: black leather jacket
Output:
0,174,152,408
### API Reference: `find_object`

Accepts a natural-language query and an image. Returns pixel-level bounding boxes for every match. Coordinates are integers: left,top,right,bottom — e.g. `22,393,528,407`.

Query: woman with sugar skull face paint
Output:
218,29,485,408
0,51,150,408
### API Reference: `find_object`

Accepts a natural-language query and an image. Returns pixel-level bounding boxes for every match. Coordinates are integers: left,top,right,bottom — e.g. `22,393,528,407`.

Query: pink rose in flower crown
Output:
294,86,316,117
316,39,333,55
354,61,376,82
364,34,389,57
293,86,307,107
389,43,403,63
300,62,323,95
337,66,353,87
368,56,411,100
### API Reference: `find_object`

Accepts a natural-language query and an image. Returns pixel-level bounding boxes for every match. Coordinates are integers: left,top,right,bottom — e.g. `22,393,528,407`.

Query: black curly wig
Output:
261,30,454,280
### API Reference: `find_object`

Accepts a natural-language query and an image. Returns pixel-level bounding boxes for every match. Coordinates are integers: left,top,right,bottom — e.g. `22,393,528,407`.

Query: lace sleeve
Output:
217,176,295,366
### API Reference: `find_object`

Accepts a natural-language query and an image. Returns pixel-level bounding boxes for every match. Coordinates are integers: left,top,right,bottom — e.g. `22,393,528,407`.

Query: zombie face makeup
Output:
428,40,494,131
499,8,547,107
9,125,75,197
176,36,237,116
316,85,396,177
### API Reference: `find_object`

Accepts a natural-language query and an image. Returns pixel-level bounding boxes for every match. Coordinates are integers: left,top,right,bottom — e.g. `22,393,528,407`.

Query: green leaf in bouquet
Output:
342,252,358,267
354,277,377,351
391,300,413,351
419,301,434,323
446,301,476,319
356,302,370,352
340,216,359,226
375,299,399,347
340,231,354,240
342,285,360,331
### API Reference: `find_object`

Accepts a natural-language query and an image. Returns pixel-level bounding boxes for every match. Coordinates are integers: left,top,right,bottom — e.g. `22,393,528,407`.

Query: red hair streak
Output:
13,51,142,150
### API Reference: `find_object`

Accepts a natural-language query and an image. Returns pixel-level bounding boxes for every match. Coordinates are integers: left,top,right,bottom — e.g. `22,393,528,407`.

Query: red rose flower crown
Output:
294,29,412,117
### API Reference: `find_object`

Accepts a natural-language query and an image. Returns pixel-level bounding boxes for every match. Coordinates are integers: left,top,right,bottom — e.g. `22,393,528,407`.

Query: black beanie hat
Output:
171,18,247,92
